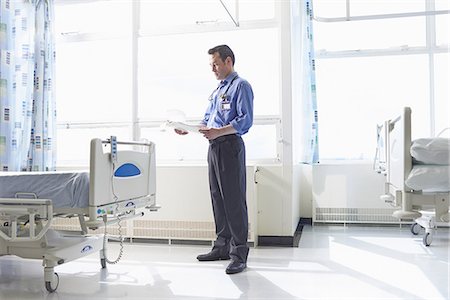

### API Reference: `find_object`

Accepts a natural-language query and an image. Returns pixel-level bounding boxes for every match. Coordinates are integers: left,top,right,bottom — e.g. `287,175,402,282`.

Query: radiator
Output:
314,207,398,223
312,164,400,224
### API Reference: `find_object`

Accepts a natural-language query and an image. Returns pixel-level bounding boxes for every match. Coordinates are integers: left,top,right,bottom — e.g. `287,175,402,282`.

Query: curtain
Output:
0,0,56,171
298,0,319,164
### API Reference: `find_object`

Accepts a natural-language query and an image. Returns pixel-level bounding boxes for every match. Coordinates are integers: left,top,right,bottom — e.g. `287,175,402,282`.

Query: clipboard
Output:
165,121,202,133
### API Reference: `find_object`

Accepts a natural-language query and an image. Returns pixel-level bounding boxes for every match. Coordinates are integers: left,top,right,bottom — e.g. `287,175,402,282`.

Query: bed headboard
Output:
88,138,156,208
386,107,412,192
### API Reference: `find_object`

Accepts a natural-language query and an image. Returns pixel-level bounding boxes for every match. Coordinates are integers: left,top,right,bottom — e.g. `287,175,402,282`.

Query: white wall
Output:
312,163,386,209
298,164,313,219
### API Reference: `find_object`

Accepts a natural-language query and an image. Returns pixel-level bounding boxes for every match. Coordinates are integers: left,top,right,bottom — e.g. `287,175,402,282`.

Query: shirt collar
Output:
220,71,238,86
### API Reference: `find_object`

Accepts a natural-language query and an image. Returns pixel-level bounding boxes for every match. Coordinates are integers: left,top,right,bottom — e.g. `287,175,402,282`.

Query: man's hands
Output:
174,128,188,135
200,124,237,140
199,127,222,140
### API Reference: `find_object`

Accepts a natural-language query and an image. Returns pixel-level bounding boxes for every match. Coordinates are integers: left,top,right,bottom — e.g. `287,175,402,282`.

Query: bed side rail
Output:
84,194,158,229
0,198,53,241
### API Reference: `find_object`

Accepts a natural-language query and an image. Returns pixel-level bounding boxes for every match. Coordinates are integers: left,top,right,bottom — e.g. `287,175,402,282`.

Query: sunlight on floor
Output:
329,236,444,299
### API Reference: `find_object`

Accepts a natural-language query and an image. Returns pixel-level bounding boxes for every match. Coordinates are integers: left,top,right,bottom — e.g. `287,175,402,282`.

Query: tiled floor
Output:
0,225,449,299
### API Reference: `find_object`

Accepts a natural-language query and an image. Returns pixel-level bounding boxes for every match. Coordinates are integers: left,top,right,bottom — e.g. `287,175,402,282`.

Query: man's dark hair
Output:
208,44,235,65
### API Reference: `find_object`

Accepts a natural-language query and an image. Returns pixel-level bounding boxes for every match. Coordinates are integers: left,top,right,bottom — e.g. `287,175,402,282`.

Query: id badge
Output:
221,101,231,110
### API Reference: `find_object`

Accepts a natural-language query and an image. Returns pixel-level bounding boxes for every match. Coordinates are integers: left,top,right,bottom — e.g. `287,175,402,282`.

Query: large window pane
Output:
243,124,278,160
56,39,132,123
138,28,279,120
55,1,130,35
436,15,449,46
435,0,450,10
314,17,425,51
350,0,424,16
313,0,424,18
312,0,349,18
57,127,132,167
239,0,275,21
435,53,450,136
316,55,429,160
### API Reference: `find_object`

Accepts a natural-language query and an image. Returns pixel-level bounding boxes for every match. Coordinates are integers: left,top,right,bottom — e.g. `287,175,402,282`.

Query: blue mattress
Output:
0,171,89,208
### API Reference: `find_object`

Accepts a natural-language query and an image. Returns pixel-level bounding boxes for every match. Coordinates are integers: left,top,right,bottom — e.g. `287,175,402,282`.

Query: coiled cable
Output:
102,161,124,265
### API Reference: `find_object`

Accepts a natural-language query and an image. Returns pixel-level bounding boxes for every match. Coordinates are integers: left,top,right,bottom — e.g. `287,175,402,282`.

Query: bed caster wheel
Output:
423,232,432,246
101,258,106,269
410,223,421,235
45,272,59,293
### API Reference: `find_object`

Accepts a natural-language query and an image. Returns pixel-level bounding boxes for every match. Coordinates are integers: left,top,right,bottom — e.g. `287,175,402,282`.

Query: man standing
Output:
175,45,253,274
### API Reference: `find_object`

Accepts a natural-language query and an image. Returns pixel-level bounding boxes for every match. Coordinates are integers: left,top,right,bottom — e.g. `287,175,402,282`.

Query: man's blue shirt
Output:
202,72,254,135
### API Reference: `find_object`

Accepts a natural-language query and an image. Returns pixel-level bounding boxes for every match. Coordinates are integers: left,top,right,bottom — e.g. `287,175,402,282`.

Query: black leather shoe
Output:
197,250,230,261
225,260,247,274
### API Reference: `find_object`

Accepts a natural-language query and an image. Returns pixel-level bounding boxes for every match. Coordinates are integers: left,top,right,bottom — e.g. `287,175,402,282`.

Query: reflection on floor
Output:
0,225,449,299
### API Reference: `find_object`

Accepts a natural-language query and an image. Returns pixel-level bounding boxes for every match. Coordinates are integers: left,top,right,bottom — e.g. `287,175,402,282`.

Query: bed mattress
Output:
405,165,450,192
0,171,89,208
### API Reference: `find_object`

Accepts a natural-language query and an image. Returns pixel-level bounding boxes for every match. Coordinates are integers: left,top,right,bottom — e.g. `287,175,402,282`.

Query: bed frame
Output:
0,138,158,292
377,107,449,246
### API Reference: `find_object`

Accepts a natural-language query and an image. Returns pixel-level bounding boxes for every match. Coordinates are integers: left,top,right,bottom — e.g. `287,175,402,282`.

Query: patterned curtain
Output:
0,0,56,171
300,0,319,163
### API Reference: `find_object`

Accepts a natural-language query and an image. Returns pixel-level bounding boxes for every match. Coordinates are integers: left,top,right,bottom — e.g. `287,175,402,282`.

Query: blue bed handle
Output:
114,163,141,177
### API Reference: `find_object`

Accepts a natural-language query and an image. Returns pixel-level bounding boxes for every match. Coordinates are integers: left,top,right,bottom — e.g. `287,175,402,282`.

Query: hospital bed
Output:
0,137,158,292
375,107,450,246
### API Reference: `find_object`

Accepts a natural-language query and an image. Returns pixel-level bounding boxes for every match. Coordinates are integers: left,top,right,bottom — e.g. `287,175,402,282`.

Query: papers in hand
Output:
165,121,202,133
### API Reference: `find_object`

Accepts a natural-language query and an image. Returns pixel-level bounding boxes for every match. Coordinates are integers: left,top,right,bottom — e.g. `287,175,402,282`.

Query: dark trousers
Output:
208,134,249,263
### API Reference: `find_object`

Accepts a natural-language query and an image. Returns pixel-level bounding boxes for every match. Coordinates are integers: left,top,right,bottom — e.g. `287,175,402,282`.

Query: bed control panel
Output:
110,135,117,163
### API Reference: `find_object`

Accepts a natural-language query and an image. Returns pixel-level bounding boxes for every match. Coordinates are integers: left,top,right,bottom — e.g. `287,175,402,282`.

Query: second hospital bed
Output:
375,107,450,246
0,137,158,292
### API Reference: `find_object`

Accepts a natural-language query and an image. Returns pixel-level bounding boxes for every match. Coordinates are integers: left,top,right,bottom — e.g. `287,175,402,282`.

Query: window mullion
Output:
132,0,140,141
426,0,437,137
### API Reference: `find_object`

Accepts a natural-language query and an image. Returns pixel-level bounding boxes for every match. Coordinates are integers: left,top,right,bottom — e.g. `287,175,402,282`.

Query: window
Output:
55,0,280,166
435,53,450,135
137,0,279,163
313,0,449,160
316,55,429,160
55,1,132,166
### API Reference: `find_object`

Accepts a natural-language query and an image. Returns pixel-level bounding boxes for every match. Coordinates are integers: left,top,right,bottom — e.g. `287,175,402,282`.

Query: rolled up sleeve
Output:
230,81,254,135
